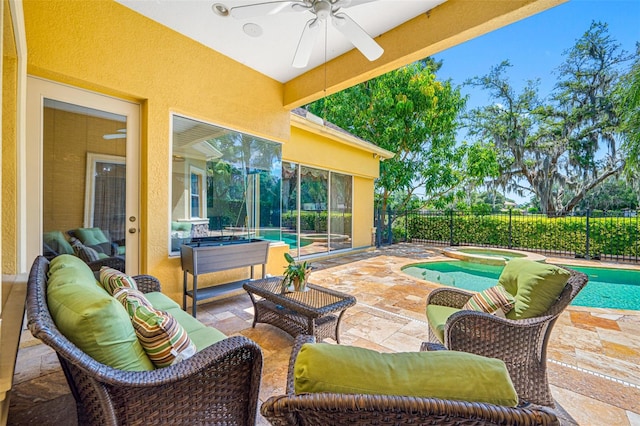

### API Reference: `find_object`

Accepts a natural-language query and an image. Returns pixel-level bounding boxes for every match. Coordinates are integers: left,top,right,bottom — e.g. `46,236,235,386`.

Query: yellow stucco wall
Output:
2,0,18,274
285,124,380,249
20,0,290,302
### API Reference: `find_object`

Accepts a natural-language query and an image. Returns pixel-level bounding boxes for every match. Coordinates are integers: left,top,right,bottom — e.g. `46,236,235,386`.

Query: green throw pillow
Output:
47,255,154,371
294,343,518,407
43,231,74,255
499,259,570,320
75,227,110,246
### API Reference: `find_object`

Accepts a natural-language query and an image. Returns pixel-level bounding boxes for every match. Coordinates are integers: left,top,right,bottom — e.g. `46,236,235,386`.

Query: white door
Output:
26,77,140,274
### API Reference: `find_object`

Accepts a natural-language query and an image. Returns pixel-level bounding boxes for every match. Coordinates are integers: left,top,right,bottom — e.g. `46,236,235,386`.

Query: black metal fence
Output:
375,208,640,264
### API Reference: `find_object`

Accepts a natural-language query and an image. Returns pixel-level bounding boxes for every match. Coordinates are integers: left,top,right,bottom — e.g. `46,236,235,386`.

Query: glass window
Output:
170,115,282,254
329,172,352,251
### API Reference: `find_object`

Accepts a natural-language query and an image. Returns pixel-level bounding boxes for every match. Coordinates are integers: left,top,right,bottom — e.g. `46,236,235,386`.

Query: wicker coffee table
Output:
243,277,356,343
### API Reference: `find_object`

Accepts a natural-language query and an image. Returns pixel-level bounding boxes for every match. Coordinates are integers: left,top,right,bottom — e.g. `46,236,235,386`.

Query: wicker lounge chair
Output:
425,265,588,407
261,335,560,426
26,255,263,425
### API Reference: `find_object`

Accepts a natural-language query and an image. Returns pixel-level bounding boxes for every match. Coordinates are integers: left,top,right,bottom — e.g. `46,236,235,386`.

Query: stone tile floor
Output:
8,243,640,425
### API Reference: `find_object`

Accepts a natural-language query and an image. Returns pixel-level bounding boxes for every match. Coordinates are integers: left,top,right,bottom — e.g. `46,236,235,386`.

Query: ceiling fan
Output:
103,129,126,140
230,0,383,68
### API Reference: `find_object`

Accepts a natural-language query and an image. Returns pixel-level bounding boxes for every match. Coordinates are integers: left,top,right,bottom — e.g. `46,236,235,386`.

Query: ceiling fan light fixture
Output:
243,23,263,37
212,3,229,17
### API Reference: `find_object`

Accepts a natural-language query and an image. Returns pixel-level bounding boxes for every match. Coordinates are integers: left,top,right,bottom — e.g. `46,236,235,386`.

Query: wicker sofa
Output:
26,255,263,425
261,335,560,426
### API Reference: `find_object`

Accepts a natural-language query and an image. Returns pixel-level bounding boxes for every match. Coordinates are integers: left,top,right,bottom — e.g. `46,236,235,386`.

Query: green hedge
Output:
402,213,639,258
282,211,352,234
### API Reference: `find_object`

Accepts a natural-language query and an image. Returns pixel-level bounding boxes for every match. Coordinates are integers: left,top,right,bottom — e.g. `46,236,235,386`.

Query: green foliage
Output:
282,252,311,288
464,22,633,215
403,213,639,257
306,59,467,212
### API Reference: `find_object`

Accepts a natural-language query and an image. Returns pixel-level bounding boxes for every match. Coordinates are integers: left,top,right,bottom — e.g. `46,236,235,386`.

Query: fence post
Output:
405,210,409,242
387,208,393,245
585,208,591,260
374,206,381,248
449,210,454,246
508,208,513,249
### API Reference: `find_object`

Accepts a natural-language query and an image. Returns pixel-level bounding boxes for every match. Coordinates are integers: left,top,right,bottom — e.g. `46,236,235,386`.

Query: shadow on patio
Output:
8,244,640,425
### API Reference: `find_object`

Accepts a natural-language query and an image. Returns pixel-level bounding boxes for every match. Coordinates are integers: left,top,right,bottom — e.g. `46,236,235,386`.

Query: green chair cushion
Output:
294,343,518,407
499,259,570,319
426,304,460,343
171,221,192,232
144,291,181,311
166,307,226,350
187,327,228,352
43,231,74,255
75,227,110,246
47,255,154,371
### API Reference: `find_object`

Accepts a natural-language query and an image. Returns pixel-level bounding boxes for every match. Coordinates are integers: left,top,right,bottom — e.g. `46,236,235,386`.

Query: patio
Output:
8,243,640,425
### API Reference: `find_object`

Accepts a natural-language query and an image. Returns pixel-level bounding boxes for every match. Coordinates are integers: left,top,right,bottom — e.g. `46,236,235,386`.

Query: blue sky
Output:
431,0,640,204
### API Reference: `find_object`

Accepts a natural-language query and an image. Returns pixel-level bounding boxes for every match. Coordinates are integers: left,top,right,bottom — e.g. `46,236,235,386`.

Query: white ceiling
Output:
116,0,447,83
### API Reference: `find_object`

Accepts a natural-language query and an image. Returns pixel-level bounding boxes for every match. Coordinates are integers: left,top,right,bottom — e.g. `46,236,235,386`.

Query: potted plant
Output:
282,252,311,292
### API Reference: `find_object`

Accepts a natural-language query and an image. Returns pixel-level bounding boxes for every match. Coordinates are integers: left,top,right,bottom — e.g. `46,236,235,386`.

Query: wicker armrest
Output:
133,274,162,293
445,310,553,355
86,256,126,273
262,393,560,426
426,286,474,309
285,335,316,394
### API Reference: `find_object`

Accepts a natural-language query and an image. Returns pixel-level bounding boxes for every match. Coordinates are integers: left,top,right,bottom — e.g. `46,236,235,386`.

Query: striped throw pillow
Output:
463,285,516,315
114,288,154,316
100,266,138,295
70,237,101,262
129,304,196,367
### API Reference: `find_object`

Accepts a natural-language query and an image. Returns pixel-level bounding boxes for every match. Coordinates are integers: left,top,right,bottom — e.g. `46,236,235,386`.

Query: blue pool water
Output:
259,230,311,249
402,261,640,310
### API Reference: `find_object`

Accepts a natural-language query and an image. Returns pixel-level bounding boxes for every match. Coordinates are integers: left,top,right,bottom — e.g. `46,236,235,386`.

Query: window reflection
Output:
170,115,282,254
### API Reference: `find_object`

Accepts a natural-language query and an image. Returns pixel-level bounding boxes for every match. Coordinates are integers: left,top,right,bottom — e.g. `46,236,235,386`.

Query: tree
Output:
465,22,633,215
617,44,640,203
305,60,466,214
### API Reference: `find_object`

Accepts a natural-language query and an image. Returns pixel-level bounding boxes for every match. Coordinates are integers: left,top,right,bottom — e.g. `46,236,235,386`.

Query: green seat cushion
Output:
426,304,460,343
294,343,518,407
187,327,227,351
171,221,192,232
47,255,154,371
165,307,208,334
166,307,226,350
43,231,74,255
144,291,181,311
75,227,110,246
499,259,570,320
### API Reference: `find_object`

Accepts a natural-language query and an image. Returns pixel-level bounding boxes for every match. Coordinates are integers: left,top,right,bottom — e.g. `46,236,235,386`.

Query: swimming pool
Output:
259,230,312,249
402,261,640,310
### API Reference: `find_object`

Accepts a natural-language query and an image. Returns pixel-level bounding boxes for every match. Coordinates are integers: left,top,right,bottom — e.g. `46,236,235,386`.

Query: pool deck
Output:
8,243,640,425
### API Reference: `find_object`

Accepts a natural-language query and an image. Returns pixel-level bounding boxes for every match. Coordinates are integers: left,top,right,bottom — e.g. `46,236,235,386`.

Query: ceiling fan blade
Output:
230,1,300,19
332,12,383,61
334,0,378,9
292,18,321,68
103,134,126,140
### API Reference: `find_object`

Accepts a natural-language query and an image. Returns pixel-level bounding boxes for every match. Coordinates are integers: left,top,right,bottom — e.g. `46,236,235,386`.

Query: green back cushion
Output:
426,304,460,343
47,255,154,371
171,221,192,232
294,343,518,407
75,227,109,246
499,259,570,319
43,231,74,255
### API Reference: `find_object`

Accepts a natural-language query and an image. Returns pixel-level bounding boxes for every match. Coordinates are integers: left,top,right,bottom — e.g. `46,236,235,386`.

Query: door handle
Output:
129,228,137,234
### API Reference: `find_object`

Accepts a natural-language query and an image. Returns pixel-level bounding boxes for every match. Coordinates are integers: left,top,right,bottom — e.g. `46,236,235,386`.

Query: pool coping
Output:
442,246,547,265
